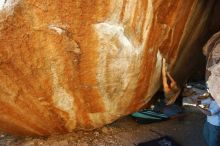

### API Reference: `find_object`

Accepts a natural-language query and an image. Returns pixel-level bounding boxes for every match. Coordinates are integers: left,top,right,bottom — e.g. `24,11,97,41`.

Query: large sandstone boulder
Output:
0,0,217,135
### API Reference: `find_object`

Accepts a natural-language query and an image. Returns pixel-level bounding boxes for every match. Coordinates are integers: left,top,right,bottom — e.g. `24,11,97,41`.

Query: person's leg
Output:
208,123,220,146
203,121,210,145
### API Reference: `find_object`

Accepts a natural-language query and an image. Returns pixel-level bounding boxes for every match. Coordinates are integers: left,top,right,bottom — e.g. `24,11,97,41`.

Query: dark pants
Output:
203,121,220,146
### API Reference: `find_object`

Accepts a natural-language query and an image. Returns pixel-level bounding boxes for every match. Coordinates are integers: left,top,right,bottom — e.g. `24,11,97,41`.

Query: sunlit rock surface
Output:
203,32,220,106
0,0,218,135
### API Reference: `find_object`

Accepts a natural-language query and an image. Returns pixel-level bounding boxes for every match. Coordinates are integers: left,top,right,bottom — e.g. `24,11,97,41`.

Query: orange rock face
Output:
0,0,217,135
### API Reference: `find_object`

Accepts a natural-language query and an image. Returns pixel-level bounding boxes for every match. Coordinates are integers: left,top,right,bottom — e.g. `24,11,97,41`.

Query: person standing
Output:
196,96,220,146
197,31,220,146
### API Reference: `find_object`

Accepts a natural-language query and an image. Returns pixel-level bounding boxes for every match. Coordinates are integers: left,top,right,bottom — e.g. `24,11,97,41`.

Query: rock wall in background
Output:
203,32,220,107
0,0,218,135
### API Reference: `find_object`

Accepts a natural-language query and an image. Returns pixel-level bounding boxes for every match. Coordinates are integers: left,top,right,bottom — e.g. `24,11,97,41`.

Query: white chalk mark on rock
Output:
48,24,65,35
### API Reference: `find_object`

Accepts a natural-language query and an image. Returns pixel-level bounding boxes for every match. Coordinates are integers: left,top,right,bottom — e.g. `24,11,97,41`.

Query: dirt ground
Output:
0,105,207,146
0,106,205,146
